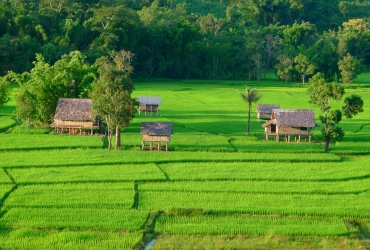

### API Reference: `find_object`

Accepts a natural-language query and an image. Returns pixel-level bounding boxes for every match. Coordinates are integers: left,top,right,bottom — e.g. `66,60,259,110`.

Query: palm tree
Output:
238,86,262,135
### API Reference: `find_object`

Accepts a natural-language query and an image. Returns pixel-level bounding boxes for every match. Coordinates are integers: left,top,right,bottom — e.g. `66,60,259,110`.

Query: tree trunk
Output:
324,138,330,152
247,104,251,135
107,129,113,150
115,125,121,150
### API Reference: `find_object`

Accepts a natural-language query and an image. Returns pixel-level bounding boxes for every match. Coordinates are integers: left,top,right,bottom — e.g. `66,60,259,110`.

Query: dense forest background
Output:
1,0,370,80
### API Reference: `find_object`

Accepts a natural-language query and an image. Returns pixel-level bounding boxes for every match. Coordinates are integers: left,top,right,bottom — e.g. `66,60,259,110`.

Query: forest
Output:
1,0,370,81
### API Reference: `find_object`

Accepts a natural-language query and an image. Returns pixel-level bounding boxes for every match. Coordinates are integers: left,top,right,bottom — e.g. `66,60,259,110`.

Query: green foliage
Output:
307,73,363,151
338,53,362,86
0,75,10,108
12,51,95,124
90,50,136,150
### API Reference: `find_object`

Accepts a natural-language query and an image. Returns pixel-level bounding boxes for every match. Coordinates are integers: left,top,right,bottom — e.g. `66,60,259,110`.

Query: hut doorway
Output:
271,124,276,133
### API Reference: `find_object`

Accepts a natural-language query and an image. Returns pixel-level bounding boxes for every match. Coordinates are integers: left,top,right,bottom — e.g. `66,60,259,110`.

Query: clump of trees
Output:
307,73,364,152
90,50,137,150
0,0,370,81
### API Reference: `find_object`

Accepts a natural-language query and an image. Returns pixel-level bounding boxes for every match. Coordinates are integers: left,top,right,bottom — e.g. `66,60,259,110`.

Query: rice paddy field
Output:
0,73,370,249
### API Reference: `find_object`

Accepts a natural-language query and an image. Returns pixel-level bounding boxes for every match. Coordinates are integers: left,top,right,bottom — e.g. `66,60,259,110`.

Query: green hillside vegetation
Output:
0,71,370,249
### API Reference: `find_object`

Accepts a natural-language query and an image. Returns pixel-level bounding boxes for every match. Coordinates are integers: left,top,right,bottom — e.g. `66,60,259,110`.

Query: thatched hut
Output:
141,122,173,151
50,98,99,135
138,96,161,116
262,109,316,142
256,104,280,122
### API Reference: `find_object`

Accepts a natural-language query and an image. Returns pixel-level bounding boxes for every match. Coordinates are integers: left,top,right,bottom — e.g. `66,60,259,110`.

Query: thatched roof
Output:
53,98,93,121
257,104,280,113
141,122,173,135
138,96,162,105
262,109,316,127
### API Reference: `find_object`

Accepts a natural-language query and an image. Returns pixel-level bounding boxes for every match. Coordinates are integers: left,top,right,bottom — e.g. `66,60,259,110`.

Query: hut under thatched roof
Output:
138,96,161,116
141,122,173,151
262,109,316,142
50,98,99,135
256,104,280,122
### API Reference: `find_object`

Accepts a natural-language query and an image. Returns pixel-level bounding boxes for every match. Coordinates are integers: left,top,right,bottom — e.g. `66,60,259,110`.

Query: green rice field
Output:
1,73,370,249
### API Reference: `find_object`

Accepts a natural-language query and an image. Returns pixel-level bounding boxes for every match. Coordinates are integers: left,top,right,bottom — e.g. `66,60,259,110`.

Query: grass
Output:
1,73,370,249
0,170,12,184
0,228,142,250
150,235,366,250
138,179,370,195
156,158,369,181
7,163,166,184
0,150,339,168
0,134,102,150
1,208,148,231
155,214,348,236
4,183,135,209
138,191,370,217
0,116,16,131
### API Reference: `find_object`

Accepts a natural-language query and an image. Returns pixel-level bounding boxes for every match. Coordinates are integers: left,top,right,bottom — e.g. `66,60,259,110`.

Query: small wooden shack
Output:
50,98,99,135
256,104,280,122
141,122,173,151
262,109,316,142
138,96,161,116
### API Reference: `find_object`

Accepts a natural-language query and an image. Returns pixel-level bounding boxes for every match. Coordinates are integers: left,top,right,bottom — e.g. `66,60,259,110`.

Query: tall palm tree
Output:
238,86,262,135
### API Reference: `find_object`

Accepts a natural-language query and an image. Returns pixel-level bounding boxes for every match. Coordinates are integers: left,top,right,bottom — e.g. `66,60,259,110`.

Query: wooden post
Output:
166,142,168,151
157,141,160,151
288,135,290,143
298,135,301,143
276,134,279,142
309,135,311,143
150,142,152,150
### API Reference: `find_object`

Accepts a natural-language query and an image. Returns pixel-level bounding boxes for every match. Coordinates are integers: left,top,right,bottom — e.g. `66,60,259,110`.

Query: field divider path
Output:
155,163,170,181
132,183,139,209
134,210,162,250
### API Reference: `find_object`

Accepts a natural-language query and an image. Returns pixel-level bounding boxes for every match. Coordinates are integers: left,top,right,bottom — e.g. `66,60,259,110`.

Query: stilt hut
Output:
138,96,161,116
141,122,173,151
256,104,280,122
262,109,316,142
50,98,99,135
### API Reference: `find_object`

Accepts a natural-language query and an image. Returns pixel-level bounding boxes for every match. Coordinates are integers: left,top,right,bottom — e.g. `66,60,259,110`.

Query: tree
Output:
338,53,362,86
275,54,294,82
90,50,136,150
294,53,317,85
238,86,262,135
0,75,10,108
307,73,364,152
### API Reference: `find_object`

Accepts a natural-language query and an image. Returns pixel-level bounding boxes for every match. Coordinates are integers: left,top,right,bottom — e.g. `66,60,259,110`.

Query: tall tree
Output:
307,73,364,152
338,53,362,86
90,50,136,150
238,86,262,135
294,53,317,85
0,75,10,108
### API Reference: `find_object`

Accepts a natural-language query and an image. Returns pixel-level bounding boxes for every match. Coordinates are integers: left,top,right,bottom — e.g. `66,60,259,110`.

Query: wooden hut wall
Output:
142,134,170,142
258,112,272,120
53,119,94,128
278,126,312,135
